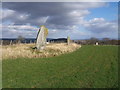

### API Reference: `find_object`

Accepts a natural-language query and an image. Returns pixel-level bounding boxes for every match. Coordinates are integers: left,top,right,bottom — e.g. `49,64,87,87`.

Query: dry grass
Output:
2,43,81,60
0,45,2,60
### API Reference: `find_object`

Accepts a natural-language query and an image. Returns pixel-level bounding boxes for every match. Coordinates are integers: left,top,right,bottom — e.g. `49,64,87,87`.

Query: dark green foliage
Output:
3,45,118,88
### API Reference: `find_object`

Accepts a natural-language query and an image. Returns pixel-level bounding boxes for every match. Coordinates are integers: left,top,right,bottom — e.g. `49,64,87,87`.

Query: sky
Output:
1,1,119,39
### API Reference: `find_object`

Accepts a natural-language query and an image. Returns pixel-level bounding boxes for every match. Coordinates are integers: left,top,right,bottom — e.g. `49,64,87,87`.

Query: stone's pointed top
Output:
39,25,48,36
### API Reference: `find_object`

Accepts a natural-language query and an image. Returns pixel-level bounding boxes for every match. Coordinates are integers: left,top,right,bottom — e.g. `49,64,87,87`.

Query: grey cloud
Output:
2,2,117,39
2,2,106,26
2,25,38,38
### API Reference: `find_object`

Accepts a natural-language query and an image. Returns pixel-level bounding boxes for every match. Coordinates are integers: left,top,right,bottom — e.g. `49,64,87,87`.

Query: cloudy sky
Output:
1,1,118,39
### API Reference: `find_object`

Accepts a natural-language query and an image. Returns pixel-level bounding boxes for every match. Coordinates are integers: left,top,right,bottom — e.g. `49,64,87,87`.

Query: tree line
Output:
1,36,120,45
73,37,120,45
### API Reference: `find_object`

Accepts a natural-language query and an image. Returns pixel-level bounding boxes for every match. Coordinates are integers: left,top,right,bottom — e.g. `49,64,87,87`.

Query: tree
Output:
102,38,110,45
17,35,25,44
103,38,110,41
89,37,99,45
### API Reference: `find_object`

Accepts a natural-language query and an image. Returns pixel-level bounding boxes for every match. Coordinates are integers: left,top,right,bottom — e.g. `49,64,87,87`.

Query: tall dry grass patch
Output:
2,43,81,60
0,45,2,60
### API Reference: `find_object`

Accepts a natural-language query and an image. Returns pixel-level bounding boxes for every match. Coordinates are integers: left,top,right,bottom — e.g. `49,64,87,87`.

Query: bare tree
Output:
17,35,25,44
89,37,99,45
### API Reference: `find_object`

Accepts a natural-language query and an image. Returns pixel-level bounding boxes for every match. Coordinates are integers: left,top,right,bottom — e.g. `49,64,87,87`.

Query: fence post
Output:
0,40,3,45
24,40,26,44
10,40,12,45
30,40,32,43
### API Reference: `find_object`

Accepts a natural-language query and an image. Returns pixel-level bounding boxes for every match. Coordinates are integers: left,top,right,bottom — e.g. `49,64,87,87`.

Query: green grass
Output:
2,45,118,88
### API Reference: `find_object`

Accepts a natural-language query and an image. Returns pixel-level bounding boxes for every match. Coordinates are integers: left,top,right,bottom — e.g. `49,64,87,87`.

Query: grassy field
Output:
2,45,118,88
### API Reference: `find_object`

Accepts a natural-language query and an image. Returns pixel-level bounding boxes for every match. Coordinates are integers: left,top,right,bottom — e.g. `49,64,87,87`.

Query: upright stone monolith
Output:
10,40,12,45
36,25,48,50
67,36,70,45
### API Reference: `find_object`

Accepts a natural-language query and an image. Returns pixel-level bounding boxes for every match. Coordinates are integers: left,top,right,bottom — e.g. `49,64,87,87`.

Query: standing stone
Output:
10,40,12,45
30,40,32,43
0,40,3,45
36,25,48,50
67,36,70,45
24,40,26,44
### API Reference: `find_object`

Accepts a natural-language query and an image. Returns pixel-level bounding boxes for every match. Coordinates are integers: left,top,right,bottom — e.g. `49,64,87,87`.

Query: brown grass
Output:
2,43,81,60
0,45,2,60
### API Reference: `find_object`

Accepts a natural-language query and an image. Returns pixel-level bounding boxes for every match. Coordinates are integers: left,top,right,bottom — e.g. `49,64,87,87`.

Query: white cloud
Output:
36,16,49,24
2,9,15,19
83,18,118,33
2,2,117,39
18,14,30,20
2,24,39,38
2,2,107,26
2,24,38,30
64,2,106,10
82,17,118,39
47,25,91,39
2,8,30,23
68,10,90,17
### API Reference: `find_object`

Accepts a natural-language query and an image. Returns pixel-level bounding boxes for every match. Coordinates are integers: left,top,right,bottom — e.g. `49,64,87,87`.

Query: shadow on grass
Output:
29,46,43,54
